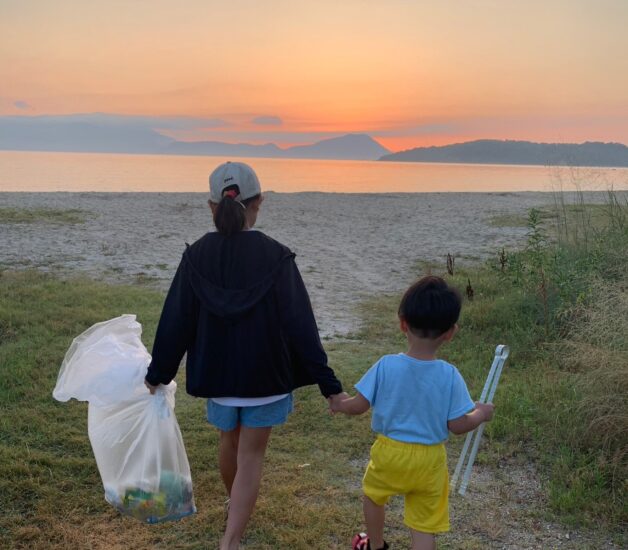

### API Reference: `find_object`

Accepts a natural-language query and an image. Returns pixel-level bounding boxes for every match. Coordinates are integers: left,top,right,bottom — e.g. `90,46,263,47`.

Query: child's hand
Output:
327,392,350,414
475,401,495,422
448,402,495,434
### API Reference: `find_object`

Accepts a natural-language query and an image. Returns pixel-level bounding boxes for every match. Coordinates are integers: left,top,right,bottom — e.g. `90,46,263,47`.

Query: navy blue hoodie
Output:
145,230,343,398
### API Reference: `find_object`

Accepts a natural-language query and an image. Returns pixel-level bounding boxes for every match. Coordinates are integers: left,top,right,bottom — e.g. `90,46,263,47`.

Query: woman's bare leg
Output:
220,426,272,550
219,426,241,495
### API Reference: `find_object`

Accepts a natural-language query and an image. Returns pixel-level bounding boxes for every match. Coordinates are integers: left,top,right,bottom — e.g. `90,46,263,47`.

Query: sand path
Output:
0,191,583,337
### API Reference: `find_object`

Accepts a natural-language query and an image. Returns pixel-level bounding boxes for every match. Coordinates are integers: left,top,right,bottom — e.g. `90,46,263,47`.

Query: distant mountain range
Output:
165,133,390,160
380,139,628,167
2,115,627,166
0,114,173,154
0,114,390,161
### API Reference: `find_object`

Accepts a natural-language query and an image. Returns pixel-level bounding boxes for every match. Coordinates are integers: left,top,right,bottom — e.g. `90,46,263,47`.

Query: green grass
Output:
1,268,623,549
0,207,88,224
489,203,617,229
488,213,529,227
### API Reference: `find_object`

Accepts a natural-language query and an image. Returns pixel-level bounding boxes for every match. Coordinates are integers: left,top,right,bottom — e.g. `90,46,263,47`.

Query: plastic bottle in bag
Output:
53,314,196,523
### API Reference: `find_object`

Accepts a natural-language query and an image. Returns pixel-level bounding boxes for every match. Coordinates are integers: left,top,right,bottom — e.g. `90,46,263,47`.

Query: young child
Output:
329,276,495,550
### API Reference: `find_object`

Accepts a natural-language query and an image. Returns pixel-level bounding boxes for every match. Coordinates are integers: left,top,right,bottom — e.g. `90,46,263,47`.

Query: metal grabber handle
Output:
450,344,509,496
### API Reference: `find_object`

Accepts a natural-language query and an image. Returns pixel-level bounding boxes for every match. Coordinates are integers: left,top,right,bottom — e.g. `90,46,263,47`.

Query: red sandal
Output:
352,533,370,550
352,533,389,550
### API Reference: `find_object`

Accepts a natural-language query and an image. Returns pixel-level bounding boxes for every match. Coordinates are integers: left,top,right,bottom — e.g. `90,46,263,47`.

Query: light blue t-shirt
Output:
355,353,475,444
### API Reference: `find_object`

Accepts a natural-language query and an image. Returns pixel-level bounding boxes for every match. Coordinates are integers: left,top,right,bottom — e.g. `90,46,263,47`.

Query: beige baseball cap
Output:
209,161,262,203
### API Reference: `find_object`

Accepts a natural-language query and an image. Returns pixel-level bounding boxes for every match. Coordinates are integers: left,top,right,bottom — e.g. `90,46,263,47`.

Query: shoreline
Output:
0,189,617,195
2,148,628,170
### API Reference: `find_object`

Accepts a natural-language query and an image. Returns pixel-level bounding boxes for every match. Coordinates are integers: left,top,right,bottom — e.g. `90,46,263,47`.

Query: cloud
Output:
14,100,31,110
251,116,283,126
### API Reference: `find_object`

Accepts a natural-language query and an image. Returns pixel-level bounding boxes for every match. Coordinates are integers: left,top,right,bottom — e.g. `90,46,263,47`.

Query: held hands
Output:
144,379,159,395
327,392,350,414
327,392,370,415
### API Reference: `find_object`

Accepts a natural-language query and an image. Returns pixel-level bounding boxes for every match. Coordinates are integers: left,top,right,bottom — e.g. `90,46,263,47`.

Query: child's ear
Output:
399,316,409,334
442,324,459,341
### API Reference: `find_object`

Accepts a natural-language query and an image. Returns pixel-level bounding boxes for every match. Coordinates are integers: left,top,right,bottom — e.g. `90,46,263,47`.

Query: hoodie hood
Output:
181,237,295,320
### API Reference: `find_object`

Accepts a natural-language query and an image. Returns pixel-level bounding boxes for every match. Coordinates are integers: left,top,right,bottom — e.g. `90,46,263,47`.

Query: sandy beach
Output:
2,190,611,337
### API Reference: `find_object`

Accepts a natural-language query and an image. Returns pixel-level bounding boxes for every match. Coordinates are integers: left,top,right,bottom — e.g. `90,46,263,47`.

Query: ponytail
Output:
213,185,260,236
214,195,246,236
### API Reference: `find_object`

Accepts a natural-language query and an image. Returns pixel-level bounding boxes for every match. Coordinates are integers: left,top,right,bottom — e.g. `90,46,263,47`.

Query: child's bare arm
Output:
328,392,370,415
448,402,495,435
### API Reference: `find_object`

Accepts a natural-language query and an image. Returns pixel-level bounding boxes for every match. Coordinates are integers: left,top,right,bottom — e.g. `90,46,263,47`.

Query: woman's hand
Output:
144,380,159,394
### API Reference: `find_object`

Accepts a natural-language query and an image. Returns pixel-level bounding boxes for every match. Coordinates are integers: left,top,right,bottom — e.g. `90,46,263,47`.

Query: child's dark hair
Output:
214,184,260,236
398,276,462,339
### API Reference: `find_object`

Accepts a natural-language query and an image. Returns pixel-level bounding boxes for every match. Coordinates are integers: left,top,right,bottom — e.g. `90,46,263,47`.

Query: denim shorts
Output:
206,394,294,432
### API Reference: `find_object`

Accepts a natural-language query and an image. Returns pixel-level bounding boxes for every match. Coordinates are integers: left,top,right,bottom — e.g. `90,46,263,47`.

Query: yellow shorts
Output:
362,435,450,534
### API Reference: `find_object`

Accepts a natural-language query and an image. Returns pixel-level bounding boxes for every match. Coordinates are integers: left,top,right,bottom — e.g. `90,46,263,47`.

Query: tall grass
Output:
497,189,627,523
561,279,627,487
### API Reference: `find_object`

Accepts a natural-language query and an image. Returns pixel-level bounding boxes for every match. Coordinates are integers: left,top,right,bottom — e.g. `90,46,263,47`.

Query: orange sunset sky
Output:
1,0,627,151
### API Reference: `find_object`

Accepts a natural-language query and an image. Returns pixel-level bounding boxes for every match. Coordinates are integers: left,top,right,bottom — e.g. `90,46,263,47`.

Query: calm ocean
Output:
1,150,626,193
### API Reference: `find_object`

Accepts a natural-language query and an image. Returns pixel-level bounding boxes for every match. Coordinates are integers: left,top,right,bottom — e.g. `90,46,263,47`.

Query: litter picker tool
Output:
451,344,509,496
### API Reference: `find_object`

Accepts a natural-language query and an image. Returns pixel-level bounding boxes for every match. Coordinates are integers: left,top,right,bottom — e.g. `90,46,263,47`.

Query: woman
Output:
144,161,345,549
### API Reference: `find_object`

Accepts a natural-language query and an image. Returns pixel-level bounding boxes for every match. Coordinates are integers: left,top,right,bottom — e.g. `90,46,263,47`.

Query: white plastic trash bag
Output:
53,314,149,407
53,314,196,523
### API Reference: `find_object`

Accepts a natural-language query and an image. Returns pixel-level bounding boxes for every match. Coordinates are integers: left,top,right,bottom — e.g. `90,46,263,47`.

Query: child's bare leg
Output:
363,495,385,550
410,529,436,550
220,426,272,550
219,425,241,495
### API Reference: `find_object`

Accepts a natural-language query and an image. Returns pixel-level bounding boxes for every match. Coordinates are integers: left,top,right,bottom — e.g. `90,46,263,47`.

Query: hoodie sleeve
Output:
145,257,200,386
274,256,343,397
